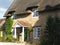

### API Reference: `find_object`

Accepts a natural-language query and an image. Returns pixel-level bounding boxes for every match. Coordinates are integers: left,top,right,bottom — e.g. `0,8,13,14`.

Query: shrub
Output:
4,17,13,42
40,15,60,45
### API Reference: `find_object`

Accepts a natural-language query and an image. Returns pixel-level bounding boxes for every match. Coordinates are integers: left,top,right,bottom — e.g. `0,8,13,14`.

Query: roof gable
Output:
13,22,22,27
13,20,31,27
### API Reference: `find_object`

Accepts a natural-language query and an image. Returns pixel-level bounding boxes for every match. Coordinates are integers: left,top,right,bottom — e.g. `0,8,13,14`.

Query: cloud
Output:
0,7,7,12
0,7,7,15
0,7,7,18
0,0,13,18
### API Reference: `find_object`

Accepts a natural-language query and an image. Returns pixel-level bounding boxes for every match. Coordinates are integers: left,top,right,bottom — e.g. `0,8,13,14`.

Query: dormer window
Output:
12,14,16,20
32,8,39,18
13,15,16,20
26,6,39,18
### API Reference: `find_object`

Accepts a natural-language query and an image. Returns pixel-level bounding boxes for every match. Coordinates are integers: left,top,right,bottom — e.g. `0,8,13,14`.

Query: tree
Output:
5,17,13,41
40,15,60,45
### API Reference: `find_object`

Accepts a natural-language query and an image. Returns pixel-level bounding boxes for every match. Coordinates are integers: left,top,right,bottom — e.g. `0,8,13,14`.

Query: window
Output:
11,13,16,20
33,27,41,39
12,15,16,20
32,8,39,17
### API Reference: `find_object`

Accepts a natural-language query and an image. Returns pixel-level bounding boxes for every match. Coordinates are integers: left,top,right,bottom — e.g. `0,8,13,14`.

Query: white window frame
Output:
12,13,16,20
13,15,16,20
32,9,39,18
33,27,41,39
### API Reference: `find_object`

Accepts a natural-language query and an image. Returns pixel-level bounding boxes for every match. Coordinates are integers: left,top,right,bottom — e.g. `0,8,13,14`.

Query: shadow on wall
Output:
35,3,60,27
33,4,60,45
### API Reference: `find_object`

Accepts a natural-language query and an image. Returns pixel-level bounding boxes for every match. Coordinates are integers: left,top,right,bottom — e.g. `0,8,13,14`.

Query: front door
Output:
16,27,22,42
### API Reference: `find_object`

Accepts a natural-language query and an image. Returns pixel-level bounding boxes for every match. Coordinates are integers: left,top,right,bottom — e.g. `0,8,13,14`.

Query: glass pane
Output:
32,10,39,17
37,28,40,37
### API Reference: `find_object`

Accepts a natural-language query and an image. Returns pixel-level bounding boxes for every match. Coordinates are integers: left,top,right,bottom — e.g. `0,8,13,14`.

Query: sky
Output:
0,0,13,18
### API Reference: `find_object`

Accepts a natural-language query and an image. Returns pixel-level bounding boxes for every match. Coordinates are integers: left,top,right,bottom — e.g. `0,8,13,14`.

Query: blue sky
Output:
0,0,13,18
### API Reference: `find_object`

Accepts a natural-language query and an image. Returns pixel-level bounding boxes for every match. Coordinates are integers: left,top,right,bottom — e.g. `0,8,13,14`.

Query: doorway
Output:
16,27,22,42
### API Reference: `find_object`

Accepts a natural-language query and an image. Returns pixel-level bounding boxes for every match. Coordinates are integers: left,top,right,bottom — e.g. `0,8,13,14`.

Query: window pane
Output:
33,28,37,39
32,10,39,17
37,27,41,37
33,27,41,39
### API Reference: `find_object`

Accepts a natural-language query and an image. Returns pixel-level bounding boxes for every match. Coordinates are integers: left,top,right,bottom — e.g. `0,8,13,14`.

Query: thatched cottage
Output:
4,0,60,45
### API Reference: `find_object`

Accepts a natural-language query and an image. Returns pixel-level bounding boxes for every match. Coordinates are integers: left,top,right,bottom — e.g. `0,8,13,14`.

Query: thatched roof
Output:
4,0,60,16
4,0,40,16
38,0,60,11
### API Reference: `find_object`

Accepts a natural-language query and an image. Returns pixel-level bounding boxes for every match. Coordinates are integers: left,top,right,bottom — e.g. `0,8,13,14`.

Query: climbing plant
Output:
5,17,13,41
24,27,32,41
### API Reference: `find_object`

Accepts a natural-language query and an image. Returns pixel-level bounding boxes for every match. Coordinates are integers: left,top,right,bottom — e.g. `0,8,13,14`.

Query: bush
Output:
24,28,28,41
0,37,3,42
5,35,13,42
4,17,13,42
40,15,60,45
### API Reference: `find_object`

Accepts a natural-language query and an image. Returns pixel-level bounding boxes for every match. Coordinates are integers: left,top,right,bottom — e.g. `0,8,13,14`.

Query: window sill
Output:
32,17,39,18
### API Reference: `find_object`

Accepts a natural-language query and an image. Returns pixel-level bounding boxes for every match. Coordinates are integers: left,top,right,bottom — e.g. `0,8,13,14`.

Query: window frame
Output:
33,27,41,39
32,9,39,18
12,15,16,20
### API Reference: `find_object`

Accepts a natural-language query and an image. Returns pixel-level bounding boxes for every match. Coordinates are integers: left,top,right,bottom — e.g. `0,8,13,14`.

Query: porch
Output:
12,21,31,42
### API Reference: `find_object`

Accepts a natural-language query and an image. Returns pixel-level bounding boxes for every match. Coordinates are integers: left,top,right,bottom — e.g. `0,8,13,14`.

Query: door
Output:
16,27,22,42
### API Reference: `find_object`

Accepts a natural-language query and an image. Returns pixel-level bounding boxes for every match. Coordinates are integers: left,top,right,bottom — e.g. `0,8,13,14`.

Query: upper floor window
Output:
33,27,41,39
12,15,16,20
32,8,39,18
11,13,16,20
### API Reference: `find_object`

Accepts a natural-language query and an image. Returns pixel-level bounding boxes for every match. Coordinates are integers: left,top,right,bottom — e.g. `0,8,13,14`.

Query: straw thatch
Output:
4,0,60,16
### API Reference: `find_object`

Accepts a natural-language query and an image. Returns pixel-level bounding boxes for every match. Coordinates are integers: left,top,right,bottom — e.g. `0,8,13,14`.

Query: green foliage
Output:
40,16,60,45
5,17,13,41
0,29,2,31
5,17,13,34
5,35,13,42
30,41,33,45
24,27,32,41
0,37,3,42
24,28,28,41
26,27,32,32
28,27,32,31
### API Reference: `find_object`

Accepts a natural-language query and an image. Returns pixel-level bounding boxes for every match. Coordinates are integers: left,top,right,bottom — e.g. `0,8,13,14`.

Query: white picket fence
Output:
0,42,25,45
